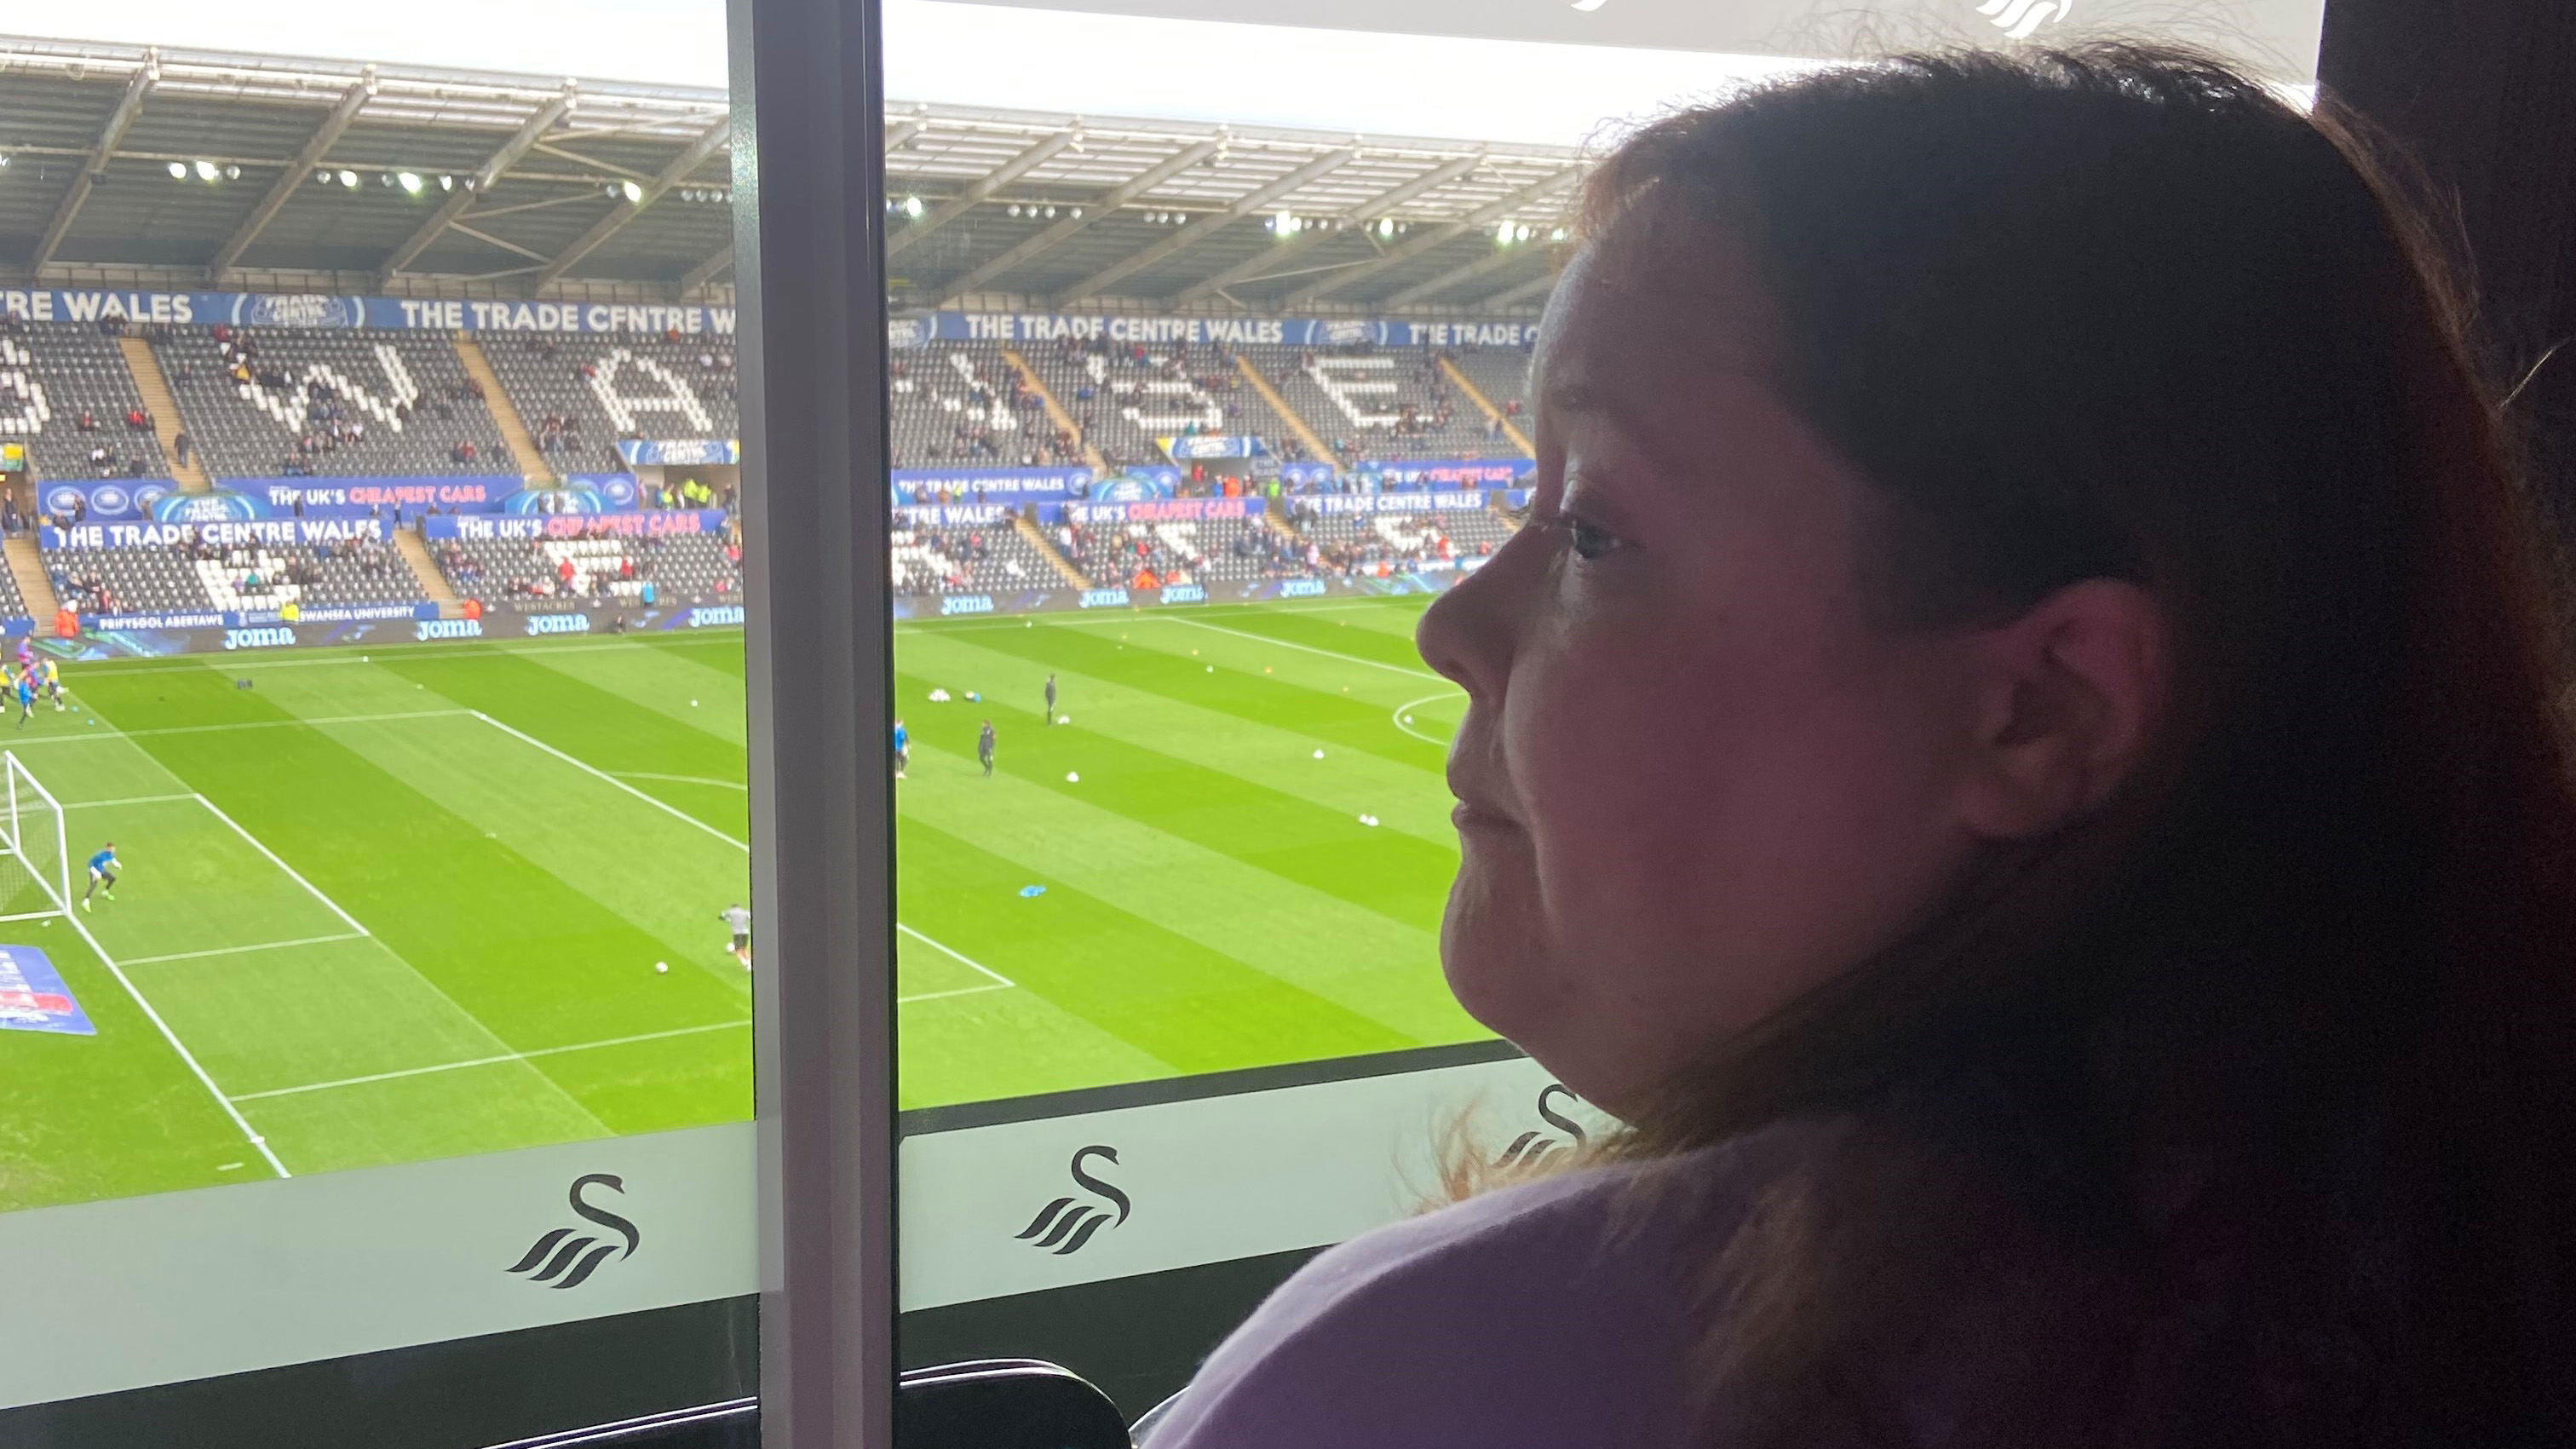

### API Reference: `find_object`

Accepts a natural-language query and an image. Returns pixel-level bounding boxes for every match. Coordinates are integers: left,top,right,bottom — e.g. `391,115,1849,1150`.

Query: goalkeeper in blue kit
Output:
82,842,119,911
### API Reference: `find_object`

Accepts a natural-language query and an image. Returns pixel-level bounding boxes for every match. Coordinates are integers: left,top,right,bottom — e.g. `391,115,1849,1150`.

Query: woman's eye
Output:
1562,516,1620,561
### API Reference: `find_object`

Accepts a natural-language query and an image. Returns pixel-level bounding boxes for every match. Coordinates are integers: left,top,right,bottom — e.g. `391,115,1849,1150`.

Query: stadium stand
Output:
479,333,739,468
885,342,1088,469
430,526,743,607
1288,501,1517,575
148,326,511,480
1444,346,1534,434
0,549,29,621
1016,337,1295,470
1241,344,1504,464
0,320,172,482
43,531,427,615
891,518,1062,595
1056,511,1304,587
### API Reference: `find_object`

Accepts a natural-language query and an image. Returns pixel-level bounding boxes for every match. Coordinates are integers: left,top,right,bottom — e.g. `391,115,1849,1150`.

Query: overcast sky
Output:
9,0,1811,146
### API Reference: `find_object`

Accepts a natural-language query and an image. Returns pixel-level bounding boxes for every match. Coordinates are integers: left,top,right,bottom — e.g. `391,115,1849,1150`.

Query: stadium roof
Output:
0,36,1578,317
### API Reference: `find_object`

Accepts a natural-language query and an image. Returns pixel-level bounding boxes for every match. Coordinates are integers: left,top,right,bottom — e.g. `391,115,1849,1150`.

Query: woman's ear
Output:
1954,578,2170,842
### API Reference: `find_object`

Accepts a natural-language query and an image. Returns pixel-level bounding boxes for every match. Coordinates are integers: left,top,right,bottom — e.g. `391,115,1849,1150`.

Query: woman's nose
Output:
1416,530,1524,698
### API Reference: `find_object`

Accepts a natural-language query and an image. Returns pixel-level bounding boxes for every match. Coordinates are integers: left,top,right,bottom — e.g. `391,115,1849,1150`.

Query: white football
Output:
655,962,669,974
1313,750,1325,759
1066,771,1080,783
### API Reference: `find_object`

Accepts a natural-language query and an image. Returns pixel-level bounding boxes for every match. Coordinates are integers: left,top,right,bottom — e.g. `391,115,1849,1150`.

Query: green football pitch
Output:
0,595,1481,1214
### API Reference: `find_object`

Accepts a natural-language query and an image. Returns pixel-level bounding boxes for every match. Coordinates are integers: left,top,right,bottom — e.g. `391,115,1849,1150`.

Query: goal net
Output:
0,752,72,923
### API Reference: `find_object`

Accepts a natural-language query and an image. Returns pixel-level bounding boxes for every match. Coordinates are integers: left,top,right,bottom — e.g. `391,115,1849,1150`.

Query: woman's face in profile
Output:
1417,241,1993,1116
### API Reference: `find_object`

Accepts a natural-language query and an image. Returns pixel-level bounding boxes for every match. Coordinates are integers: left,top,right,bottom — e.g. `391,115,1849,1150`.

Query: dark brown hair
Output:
1579,45,2576,1444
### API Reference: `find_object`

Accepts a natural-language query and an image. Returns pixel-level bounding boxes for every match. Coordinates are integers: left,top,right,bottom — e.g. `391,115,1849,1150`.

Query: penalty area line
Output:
121,932,370,967
57,905,290,1178
232,1020,757,1101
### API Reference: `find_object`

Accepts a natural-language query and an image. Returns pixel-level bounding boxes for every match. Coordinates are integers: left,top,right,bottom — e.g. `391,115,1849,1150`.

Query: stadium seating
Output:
1056,512,1304,587
892,520,1061,595
431,527,743,607
150,327,510,479
43,533,429,615
885,342,1084,469
1445,346,1534,436
1239,344,1501,464
0,549,28,620
1016,337,1291,471
1287,501,1518,575
0,321,171,482
480,333,739,468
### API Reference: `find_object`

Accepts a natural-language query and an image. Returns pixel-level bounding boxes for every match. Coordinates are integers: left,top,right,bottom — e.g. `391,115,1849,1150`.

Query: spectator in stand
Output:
1147,49,2576,1449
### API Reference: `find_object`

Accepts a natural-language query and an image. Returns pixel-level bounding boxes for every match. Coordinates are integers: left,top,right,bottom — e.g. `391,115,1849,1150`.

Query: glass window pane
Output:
0,3,758,1440
885,0,2327,1428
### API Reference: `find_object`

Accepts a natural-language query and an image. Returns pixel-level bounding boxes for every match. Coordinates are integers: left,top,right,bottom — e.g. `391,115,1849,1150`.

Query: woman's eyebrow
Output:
1544,379,1701,479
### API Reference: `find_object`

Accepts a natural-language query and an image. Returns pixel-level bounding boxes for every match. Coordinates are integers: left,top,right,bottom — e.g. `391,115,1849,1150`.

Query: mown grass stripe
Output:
894,667,1455,930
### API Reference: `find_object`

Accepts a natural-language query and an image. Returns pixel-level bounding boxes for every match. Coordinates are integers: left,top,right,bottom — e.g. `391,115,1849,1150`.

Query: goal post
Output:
0,751,72,923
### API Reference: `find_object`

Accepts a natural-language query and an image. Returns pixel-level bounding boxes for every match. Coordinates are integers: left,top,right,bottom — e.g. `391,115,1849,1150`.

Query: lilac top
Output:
1144,1124,1835,1449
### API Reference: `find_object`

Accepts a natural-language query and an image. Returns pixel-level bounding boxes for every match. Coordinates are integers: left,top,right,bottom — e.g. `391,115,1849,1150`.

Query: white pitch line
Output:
1150,616,1446,680
231,1019,756,1101
612,770,748,791
477,716,993,1000
65,792,201,808
1392,690,1467,747
55,902,290,1177
474,711,750,853
898,922,1015,988
3,709,471,745
190,795,371,937
897,981,1015,1005
122,932,370,967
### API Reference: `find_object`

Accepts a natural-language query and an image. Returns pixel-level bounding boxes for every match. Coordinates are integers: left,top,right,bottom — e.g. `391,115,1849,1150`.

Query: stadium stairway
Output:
394,527,465,614
1437,354,1534,455
1015,512,1089,585
115,336,214,491
1266,492,1310,543
998,347,1109,473
4,536,58,619
453,334,558,485
1231,353,1337,466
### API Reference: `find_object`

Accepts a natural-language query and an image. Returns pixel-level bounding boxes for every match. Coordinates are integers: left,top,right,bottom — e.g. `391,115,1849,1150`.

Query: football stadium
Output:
0,36,1549,1213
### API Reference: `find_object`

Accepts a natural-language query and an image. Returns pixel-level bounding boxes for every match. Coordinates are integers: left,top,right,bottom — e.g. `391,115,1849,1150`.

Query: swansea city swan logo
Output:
1495,1084,1590,1170
1015,1145,1131,1256
1975,0,2073,41
507,1174,641,1289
